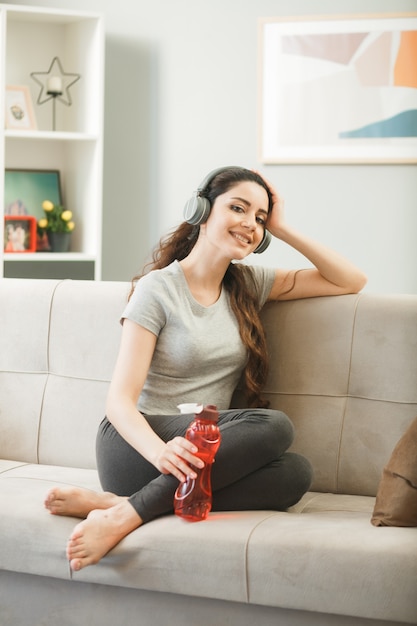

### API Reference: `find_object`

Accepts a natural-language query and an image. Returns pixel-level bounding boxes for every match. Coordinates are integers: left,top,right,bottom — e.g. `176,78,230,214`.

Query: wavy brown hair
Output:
130,167,273,407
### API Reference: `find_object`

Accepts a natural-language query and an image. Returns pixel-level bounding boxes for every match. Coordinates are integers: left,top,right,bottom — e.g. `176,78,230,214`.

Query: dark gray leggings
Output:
96,409,313,523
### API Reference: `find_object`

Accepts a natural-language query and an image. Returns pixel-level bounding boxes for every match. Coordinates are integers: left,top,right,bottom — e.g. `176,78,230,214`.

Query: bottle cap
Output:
198,404,219,422
177,403,202,414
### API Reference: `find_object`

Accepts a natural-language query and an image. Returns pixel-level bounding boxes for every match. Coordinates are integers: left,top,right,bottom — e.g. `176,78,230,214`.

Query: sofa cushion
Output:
0,279,130,469
371,416,417,527
260,294,417,498
1,462,417,624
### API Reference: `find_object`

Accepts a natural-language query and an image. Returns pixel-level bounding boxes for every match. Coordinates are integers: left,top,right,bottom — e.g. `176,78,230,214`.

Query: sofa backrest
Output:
0,278,129,470
0,279,416,496
260,293,417,496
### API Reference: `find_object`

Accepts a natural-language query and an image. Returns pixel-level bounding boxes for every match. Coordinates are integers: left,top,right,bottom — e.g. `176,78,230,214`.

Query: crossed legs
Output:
45,409,312,572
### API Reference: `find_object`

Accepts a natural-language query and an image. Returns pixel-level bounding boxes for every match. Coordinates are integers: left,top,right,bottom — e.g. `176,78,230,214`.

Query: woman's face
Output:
202,181,269,260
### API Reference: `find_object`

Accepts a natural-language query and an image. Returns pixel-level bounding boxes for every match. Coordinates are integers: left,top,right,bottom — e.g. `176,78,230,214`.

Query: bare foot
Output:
44,486,125,519
67,501,142,570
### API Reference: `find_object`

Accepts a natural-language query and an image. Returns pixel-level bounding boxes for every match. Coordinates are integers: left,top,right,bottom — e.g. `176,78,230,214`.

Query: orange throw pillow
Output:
371,416,417,527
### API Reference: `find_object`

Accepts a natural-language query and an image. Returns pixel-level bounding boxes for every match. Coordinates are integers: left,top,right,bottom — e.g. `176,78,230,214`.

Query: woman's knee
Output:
254,409,295,452
285,452,313,506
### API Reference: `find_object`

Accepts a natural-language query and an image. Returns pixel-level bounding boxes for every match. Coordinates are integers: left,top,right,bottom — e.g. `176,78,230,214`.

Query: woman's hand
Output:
255,171,287,239
155,436,204,483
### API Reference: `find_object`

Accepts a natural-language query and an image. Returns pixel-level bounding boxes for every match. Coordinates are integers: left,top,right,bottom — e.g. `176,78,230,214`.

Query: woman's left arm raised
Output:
264,179,367,301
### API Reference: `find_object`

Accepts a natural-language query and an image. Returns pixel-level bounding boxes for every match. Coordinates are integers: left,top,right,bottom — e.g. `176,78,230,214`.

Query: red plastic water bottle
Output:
174,404,221,522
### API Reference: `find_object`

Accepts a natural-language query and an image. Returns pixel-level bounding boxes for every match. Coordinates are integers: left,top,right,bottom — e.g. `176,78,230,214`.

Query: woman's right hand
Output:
155,436,205,483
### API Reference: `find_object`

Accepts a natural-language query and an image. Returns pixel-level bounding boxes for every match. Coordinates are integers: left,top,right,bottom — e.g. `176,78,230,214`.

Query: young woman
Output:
45,166,367,572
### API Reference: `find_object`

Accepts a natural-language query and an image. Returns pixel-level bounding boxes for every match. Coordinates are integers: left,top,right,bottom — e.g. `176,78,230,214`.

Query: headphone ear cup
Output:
183,194,211,225
254,230,271,254
184,166,236,225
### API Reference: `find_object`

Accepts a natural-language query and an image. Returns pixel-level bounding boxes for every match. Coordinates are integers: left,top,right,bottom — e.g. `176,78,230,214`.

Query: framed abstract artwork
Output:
259,13,417,163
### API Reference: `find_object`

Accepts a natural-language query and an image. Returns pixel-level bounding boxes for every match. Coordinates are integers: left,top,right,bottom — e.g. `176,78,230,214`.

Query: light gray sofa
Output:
0,277,416,626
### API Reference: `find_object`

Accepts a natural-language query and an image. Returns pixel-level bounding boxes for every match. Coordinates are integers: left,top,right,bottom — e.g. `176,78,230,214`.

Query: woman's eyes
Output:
230,205,265,225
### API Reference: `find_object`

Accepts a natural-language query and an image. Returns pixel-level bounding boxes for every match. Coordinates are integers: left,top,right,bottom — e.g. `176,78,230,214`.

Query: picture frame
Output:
259,13,417,163
4,215,37,253
4,169,62,220
4,169,62,252
5,85,37,131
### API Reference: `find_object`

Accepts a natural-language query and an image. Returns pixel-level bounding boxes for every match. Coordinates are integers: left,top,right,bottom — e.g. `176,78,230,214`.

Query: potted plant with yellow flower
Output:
37,200,75,252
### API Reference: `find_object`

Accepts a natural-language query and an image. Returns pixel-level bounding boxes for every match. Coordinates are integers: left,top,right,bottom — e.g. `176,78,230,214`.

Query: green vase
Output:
47,232,71,253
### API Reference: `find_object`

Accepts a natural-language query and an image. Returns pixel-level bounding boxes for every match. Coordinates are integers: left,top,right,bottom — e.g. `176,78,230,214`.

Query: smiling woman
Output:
183,166,273,256
202,181,269,256
45,165,366,573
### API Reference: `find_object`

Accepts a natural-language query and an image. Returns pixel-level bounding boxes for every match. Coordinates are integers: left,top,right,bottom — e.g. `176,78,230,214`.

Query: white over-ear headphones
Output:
183,166,271,254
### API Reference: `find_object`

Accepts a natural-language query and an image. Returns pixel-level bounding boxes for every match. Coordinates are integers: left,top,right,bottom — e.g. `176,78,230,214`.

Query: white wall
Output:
8,0,417,292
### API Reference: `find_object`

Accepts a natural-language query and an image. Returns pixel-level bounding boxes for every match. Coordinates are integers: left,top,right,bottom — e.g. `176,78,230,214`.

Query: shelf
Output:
6,5,101,22
4,252,96,262
0,4,104,281
5,130,99,141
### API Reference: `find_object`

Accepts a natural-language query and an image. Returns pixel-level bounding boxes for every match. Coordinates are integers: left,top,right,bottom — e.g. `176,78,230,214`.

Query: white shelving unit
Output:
0,4,104,280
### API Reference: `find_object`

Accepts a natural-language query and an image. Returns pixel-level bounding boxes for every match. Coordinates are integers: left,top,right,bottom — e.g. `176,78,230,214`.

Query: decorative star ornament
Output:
30,56,81,106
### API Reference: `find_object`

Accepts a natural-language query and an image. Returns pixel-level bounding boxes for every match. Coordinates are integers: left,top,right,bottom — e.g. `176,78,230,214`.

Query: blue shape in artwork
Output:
339,110,417,138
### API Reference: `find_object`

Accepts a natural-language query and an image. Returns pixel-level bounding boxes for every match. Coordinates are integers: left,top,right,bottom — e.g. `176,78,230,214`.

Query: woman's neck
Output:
179,253,228,307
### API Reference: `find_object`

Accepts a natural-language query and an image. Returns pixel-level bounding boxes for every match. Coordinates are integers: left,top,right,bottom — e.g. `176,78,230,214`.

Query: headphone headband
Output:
183,166,271,254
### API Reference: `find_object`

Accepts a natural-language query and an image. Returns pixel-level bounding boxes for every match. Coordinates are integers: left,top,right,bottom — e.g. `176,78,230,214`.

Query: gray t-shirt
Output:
122,260,275,414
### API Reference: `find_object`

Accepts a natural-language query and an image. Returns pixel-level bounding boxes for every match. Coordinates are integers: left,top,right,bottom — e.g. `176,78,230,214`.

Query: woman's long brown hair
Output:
130,167,272,407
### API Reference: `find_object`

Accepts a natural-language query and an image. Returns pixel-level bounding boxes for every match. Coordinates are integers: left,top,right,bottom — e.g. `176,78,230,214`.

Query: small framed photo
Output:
4,216,37,253
5,85,37,131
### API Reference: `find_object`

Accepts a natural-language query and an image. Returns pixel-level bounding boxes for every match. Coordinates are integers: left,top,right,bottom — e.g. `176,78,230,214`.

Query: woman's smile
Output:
230,230,252,245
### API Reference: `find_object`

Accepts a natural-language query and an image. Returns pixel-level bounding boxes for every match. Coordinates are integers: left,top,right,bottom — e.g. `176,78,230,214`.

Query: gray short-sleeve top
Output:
121,260,275,414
